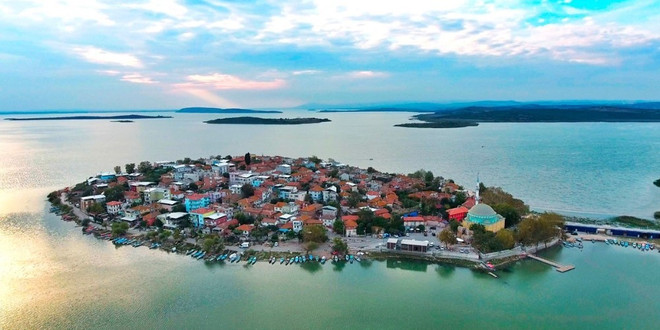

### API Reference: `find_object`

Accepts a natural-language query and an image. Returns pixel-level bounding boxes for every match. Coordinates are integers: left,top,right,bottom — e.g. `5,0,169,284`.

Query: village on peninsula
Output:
47,154,659,271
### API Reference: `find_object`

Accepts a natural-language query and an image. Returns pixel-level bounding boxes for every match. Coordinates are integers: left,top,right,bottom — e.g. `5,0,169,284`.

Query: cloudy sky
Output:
1,0,659,110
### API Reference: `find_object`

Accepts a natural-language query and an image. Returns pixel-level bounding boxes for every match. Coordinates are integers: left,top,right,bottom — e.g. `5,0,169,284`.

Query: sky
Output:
0,0,659,110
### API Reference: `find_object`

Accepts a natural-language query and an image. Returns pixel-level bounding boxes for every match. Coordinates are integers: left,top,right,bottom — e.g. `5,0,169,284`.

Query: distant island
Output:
177,107,282,114
413,105,660,123
112,120,134,123
654,179,660,188
204,116,331,125
395,121,478,129
319,108,432,113
4,114,172,121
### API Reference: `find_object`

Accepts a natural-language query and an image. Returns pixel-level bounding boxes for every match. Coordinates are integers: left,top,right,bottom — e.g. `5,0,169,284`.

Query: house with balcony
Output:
184,193,210,212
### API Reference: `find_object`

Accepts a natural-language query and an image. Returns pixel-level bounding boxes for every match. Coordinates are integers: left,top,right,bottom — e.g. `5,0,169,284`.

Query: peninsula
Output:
413,105,660,123
5,114,171,121
177,107,282,114
47,154,659,272
204,116,330,125
395,121,478,129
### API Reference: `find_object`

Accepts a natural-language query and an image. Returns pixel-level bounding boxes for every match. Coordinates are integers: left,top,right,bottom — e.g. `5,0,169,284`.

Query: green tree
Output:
439,228,457,247
245,152,251,166
111,222,129,237
492,203,521,228
137,161,152,174
347,191,362,208
495,229,515,250
104,184,127,202
331,237,348,254
302,225,328,243
241,184,255,198
125,163,136,174
235,212,255,225
154,218,164,228
480,186,529,215
188,182,199,192
270,233,279,243
172,204,186,213
449,219,460,233
309,155,322,164
333,219,345,234
183,157,191,164
87,202,104,214
114,165,121,174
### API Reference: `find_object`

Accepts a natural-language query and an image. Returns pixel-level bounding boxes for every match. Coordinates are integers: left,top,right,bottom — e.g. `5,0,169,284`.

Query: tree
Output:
480,186,529,215
309,155,322,164
125,163,136,174
332,237,348,254
245,152,251,165
188,182,199,192
241,184,255,198
104,184,126,202
302,225,328,243
417,224,425,232
154,218,164,228
173,229,182,241
114,165,121,174
183,157,191,164
347,191,362,208
137,161,152,174
493,203,521,228
495,229,515,250
270,233,279,243
111,222,129,237
439,228,457,247
235,212,254,225
87,202,104,214
333,219,345,234
449,219,460,233
172,204,186,213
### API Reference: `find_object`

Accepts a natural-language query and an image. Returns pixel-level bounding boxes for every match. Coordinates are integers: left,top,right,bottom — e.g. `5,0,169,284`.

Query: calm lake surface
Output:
1,111,659,329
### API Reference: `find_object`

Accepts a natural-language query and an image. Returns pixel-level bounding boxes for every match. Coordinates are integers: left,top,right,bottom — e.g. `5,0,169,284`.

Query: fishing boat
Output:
186,249,194,255
280,257,285,264
349,255,354,264
197,251,206,260
321,256,326,264
294,256,300,263
355,256,361,262
345,255,349,261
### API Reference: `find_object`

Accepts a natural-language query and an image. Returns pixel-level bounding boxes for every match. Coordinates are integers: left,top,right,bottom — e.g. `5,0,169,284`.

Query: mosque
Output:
463,177,505,232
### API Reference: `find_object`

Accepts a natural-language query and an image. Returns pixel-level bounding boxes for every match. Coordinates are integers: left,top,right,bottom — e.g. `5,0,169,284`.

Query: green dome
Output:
468,203,497,217
466,203,504,226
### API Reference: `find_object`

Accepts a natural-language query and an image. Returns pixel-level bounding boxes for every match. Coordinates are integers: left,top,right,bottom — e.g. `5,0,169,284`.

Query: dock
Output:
526,254,575,273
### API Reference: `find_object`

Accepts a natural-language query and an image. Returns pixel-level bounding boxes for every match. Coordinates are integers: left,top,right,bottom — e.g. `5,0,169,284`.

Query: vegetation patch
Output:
612,216,660,229
394,121,478,128
204,116,330,125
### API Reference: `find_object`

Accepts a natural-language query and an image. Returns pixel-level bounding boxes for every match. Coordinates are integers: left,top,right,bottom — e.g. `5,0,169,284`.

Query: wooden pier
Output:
526,254,575,273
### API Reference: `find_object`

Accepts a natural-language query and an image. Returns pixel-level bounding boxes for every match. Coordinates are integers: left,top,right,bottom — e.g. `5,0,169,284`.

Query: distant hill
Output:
4,114,171,121
204,116,330,125
413,105,660,123
177,107,282,114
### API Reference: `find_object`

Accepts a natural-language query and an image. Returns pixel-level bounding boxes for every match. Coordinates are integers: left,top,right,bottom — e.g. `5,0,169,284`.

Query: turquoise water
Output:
1,113,659,328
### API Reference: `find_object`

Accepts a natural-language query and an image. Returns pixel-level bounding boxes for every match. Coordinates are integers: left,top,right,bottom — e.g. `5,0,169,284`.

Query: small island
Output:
5,114,171,121
395,121,478,129
47,154,659,274
654,178,660,188
112,120,134,123
177,107,282,114
204,116,331,125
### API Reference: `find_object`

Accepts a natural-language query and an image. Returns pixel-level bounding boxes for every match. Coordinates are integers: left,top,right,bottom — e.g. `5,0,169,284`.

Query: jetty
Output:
526,254,575,273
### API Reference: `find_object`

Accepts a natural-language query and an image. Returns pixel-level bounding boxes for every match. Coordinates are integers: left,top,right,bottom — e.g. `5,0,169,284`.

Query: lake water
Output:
1,111,659,328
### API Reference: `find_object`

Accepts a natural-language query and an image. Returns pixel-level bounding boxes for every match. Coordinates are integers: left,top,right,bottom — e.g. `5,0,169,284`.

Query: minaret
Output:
475,173,480,205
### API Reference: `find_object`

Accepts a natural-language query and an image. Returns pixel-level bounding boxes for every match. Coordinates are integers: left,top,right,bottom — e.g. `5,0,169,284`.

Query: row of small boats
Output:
606,239,656,252
183,249,365,265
